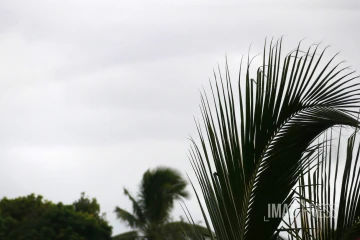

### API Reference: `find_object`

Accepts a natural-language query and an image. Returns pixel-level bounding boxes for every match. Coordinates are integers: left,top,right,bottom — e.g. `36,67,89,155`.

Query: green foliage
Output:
0,193,112,240
115,167,189,239
190,39,360,239
73,192,101,217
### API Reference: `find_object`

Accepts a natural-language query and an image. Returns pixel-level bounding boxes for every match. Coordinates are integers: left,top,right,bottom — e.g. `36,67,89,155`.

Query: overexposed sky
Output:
0,0,359,235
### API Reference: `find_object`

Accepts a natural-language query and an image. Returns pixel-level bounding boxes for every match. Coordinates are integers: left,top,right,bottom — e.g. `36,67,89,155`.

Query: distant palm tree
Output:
115,167,189,240
189,39,360,239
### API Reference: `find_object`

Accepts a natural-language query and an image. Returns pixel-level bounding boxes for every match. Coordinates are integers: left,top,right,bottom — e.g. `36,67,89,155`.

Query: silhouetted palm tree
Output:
115,167,189,240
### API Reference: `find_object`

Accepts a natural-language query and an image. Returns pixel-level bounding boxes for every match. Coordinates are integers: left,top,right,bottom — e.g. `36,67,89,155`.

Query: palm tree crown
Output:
115,167,189,239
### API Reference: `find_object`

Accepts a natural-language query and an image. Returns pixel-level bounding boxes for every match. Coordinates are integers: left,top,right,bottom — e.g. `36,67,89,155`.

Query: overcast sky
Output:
0,0,359,236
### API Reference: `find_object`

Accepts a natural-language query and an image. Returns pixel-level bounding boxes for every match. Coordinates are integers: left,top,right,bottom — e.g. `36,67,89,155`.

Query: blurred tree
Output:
73,192,101,216
0,193,112,240
115,167,189,240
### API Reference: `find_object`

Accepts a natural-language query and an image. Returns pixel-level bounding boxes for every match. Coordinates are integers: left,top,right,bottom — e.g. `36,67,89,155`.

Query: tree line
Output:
0,167,209,240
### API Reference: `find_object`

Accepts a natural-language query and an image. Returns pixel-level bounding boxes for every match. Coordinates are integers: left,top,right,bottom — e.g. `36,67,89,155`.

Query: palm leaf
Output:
114,206,141,229
285,127,360,240
190,39,360,239
123,188,146,228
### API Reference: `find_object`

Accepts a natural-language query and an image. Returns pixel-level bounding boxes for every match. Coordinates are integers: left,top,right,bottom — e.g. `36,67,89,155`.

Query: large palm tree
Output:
115,167,189,240
189,39,360,239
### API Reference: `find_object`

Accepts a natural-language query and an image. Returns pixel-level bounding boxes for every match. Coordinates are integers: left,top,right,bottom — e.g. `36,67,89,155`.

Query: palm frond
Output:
284,127,360,240
114,206,141,229
123,188,146,226
190,39,360,239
